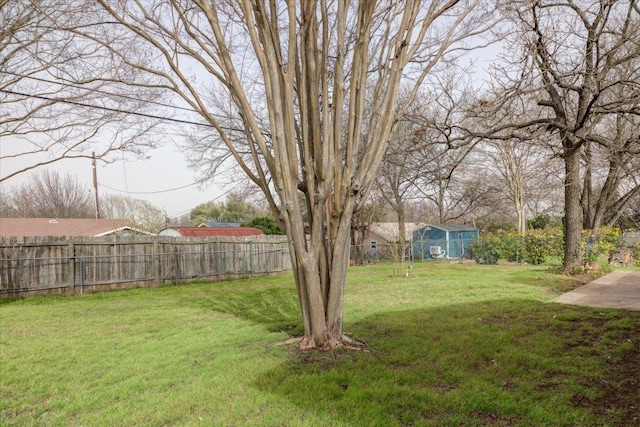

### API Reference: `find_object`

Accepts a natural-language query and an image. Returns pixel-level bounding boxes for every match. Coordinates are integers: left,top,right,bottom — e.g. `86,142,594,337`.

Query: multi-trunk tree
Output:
87,0,495,349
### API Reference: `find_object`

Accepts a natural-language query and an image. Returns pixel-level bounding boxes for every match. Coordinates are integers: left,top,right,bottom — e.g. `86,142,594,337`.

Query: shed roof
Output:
369,222,426,242
427,224,479,232
0,218,137,239
160,227,264,237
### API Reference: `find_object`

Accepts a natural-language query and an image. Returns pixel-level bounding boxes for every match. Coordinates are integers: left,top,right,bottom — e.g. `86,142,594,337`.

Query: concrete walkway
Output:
551,270,640,311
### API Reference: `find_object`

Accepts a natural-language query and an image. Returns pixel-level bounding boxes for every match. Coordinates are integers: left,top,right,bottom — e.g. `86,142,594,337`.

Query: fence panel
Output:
0,235,291,297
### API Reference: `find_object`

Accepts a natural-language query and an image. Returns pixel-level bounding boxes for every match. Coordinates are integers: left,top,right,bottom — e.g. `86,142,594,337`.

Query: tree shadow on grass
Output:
192,285,304,335
253,300,640,427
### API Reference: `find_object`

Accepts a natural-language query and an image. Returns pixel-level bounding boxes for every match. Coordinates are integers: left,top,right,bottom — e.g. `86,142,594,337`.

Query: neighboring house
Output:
354,222,425,260
198,221,242,228
158,226,264,237
412,224,480,260
0,218,149,242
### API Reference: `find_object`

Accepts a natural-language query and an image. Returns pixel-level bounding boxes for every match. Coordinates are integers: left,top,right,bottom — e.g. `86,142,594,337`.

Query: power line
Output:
99,179,205,195
2,73,272,137
3,71,197,114
0,88,262,136
165,185,238,219
97,163,238,195
1,88,215,128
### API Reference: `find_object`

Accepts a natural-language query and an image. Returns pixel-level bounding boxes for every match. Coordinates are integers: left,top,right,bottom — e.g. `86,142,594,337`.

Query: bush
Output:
470,237,500,265
581,227,623,261
471,229,563,265
523,234,547,265
241,216,285,235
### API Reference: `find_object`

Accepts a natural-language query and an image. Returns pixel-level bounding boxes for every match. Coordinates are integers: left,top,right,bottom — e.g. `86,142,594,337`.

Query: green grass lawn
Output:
1,262,639,426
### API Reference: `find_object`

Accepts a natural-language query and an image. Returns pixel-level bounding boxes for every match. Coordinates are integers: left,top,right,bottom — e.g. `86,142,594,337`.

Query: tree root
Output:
275,334,367,351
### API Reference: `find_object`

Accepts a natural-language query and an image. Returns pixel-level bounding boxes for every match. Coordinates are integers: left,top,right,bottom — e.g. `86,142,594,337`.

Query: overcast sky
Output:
0,39,500,220
0,137,225,219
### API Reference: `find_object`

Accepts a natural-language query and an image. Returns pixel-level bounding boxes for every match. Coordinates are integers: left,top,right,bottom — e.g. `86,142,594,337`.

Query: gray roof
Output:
427,224,479,232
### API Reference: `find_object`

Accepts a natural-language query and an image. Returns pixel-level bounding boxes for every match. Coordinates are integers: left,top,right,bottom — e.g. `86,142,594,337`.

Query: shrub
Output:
523,234,548,265
241,216,285,235
581,227,623,261
470,237,500,265
633,243,640,267
471,229,563,265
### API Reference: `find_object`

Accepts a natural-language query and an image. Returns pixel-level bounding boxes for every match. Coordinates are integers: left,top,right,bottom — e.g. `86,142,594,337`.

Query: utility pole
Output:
92,152,101,219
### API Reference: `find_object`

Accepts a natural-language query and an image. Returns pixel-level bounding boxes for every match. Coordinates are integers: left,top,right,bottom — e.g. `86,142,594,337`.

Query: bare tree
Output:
479,136,563,235
0,0,165,182
407,76,481,224
582,112,640,229
89,0,495,349
483,1,640,268
3,170,94,218
101,195,166,233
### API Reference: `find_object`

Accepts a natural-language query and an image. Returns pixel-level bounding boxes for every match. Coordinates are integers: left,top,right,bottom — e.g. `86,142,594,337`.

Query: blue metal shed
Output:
412,224,479,260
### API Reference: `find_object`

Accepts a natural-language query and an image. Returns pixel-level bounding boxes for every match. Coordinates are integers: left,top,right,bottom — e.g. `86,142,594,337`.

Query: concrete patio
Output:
551,270,640,311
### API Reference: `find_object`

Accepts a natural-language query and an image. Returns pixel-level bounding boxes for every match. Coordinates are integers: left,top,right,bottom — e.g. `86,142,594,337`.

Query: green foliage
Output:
190,201,222,225
581,227,623,262
471,229,564,265
523,234,547,265
469,236,500,264
633,243,640,267
527,214,562,230
241,216,284,235
190,193,266,225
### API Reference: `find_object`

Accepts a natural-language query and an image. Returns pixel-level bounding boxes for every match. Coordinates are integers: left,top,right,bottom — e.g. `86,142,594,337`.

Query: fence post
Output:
153,240,160,285
215,240,222,282
79,258,84,295
68,242,75,294
174,250,179,285
249,241,254,277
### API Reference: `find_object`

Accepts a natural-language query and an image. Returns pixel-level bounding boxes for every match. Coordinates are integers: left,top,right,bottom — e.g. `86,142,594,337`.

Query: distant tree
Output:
479,137,562,235
101,194,166,233
4,170,94,218
527,214,562,230
0,189,13,216
582,112,640,229
168,213,193,227
241,216,284,235
190,201,223,226
190,193,266,225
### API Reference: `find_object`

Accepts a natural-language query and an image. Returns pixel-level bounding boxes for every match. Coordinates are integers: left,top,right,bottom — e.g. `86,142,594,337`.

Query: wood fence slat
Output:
0,235,290,297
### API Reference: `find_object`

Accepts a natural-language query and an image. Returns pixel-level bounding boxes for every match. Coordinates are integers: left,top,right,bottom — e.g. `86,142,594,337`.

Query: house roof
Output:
369,222,426,242
427,223,479,232
159,227,264,237
0,218,137,239
198,221,242,228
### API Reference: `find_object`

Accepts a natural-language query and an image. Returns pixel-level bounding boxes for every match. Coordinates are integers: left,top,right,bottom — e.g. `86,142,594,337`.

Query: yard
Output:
1,262,639,426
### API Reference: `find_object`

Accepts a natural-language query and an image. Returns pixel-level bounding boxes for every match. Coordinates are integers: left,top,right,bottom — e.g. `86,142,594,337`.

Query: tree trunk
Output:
563,140,583,268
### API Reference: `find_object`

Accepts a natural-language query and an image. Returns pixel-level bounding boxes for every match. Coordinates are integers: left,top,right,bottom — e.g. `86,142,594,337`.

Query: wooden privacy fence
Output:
0,235,291,297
